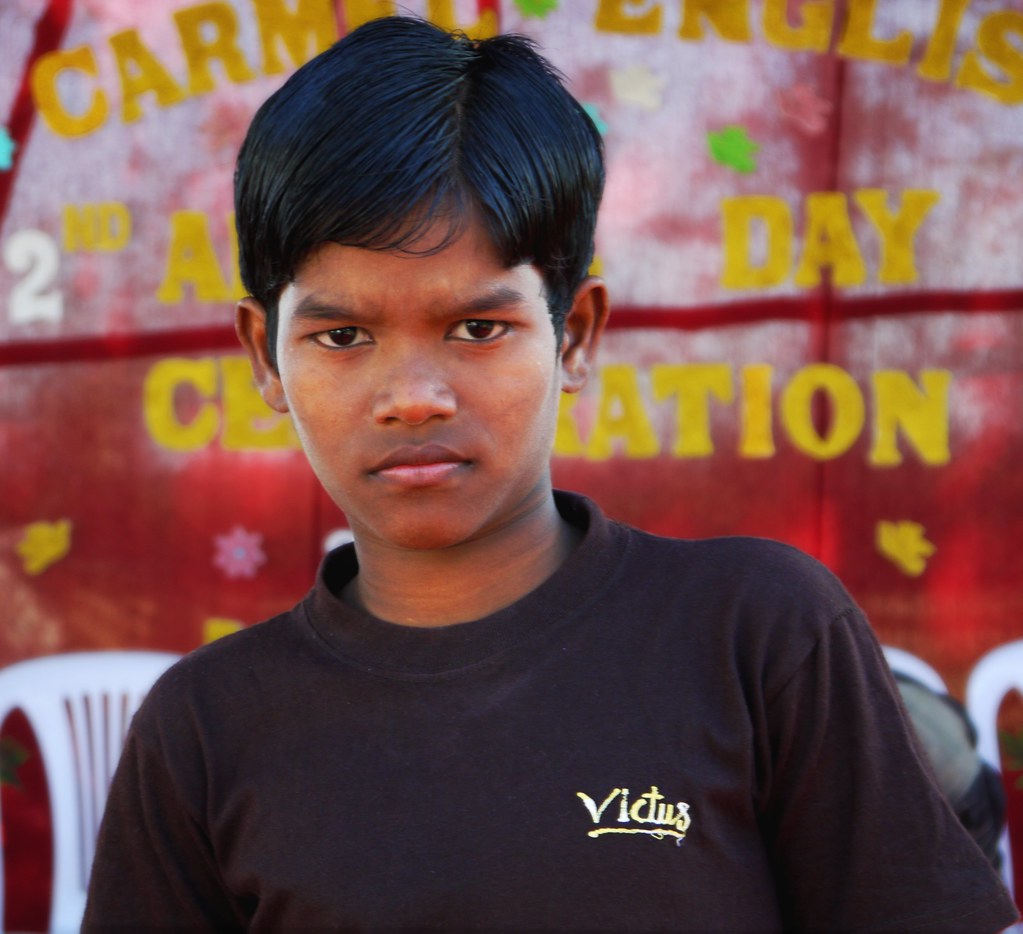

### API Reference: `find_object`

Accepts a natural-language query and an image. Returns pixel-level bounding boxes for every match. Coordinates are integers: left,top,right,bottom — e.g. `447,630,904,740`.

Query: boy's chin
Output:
347,510,491,554
334,477,554,554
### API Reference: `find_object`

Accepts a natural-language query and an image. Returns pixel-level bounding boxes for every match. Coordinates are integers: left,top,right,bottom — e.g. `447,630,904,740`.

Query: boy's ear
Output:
235,298,289,413
560,277,609,394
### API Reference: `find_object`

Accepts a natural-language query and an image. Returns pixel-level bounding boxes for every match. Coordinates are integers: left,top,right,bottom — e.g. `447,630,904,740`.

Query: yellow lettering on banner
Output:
781,364,865,459
586,364,659,459
679,0,751,42
174,2,257,95
720,195,792,289
762,0,832,52
594,0,663,34
918,0,971,82
651,363,732,457
554,393,587,457
254,0,337,75
28,0,1023,146
870,370,951,466
142,357,954,463
342,0,396,31
221,357,300,449
143,358,220,451
722,190,938,290
62,202,132,252
853,189,939,285
793,192,867,288
157,211,239,303
63,205,93,253
739,364,775,457
427,0,498,37
110,29,187,123
956,11,1023,105
144,357,302,451
30,46,109,137
836,0,911,65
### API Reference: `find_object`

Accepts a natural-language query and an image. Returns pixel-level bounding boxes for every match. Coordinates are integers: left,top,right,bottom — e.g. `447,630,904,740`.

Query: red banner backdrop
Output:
2,0,1022,927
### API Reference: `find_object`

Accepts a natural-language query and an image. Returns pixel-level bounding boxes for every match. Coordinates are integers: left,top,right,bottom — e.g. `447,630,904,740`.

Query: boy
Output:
85,16,1017,932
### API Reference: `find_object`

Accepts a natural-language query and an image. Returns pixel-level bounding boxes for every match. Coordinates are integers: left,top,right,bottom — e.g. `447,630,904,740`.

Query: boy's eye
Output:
314,327,371,348
450,319,509,342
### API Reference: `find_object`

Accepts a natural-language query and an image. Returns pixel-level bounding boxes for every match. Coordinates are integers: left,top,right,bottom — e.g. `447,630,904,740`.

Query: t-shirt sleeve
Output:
758,607,1018,933
82,711,247,931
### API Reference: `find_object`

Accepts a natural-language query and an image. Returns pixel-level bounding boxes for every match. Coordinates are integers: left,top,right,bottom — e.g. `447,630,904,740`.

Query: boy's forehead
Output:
283,233,546,313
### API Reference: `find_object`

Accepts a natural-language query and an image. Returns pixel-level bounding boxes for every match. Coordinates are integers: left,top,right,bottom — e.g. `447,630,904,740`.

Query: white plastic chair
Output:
966,639,1023,902
882,645,948,694
0,650,180,934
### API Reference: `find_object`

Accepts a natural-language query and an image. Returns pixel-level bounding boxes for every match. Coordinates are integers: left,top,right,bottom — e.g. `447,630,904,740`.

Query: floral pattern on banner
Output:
212,526,267,580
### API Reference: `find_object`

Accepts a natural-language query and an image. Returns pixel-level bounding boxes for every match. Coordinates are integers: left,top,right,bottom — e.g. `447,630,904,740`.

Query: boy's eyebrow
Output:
461,284,535,313
289,284,536,320
290,296,360,321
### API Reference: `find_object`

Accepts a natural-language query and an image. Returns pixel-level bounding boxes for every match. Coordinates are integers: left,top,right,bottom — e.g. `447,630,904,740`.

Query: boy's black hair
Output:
234,15,605,364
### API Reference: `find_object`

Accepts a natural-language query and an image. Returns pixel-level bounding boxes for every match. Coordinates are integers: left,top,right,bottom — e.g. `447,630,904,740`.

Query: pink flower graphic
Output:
777,84,832,136
213,526,267,579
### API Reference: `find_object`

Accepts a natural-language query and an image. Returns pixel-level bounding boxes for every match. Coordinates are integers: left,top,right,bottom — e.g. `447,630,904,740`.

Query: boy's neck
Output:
341,494,580,628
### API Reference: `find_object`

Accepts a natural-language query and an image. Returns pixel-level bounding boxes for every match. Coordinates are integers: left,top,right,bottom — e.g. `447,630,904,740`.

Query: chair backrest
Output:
966,639,1023,901
0,650,180,934
882,645,948,694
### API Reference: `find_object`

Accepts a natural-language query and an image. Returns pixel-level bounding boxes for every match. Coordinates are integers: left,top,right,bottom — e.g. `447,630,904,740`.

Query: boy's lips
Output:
369,444,470,486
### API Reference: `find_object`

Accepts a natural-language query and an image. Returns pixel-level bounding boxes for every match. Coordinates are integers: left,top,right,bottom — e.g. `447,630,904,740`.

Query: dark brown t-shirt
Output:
84,492,1018,932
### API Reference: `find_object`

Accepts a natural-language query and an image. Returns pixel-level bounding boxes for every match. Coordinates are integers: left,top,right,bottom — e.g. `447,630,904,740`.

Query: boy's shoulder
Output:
555,492,858,638
606,521,864,680
184,604,303,669
137,604,308,727
620,521,852,608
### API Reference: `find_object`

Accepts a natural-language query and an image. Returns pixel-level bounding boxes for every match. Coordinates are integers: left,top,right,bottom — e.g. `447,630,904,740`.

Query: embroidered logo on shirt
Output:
577,785,691,845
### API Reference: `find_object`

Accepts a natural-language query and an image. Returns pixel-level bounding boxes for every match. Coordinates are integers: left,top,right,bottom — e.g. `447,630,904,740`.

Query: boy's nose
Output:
371,362,457,426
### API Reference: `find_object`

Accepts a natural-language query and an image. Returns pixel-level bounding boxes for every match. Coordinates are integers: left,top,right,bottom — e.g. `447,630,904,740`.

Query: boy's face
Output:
236,220,606,553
